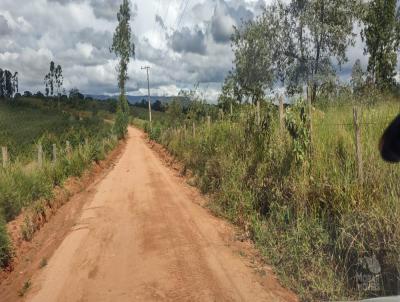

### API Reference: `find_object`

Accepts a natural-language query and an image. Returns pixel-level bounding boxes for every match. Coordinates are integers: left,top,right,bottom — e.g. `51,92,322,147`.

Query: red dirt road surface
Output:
20,127,296,302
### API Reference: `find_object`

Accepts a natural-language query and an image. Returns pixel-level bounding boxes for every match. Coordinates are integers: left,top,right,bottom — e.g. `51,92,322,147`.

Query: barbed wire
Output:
314,121,393,127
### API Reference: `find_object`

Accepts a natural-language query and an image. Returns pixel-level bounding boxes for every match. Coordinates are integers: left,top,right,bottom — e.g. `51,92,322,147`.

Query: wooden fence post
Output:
307,89,313,148
219,109,224,120
207,116,211,129
279,95,284,133
353,107,364,185
256,101,261,125
52,144,57,163
37,144,43,167
66,140,71,156
192,122,196,137
230,103,233,116
2,146,8,168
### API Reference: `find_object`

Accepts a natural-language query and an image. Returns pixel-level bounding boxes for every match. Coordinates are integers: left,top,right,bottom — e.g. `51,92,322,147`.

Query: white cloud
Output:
0,0,374,101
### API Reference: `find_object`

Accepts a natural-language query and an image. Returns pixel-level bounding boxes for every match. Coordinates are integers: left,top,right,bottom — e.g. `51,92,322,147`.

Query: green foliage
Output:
285,100,310,164
166,98,184,126
110,0,135,137
351,59,365,95
218,72,241,108
363,0,400,90
229,0,361,100
141,94,400,300
0,216,12,268
113,108,129,139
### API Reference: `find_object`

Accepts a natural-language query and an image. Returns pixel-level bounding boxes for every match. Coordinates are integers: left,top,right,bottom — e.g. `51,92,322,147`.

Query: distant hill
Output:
88,95,175,104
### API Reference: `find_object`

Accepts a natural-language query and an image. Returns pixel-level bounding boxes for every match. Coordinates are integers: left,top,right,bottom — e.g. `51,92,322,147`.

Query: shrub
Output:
113,108,129,139
0,216,11,268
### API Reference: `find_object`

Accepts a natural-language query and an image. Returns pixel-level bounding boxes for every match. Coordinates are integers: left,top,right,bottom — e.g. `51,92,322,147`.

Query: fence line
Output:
0,136,117,171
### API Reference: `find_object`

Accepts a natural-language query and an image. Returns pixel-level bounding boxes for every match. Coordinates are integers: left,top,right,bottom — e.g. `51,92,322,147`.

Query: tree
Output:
166,98,183,126
106,98,118,113
228,0,361,102
231,4,282,103
12,72,18,97
218,71,242,111
152,100,162,111
4,70,13,98
34,91,45,98
44,61,62,97
362,0,400,90
110,0,136,138
23,91,33,97
44,73,50,97
351,59,364,94
69,88,84,100
55,64,63,96
0,69,4,98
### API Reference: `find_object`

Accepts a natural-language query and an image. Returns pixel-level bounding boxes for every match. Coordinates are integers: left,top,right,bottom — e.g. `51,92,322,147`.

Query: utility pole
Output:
141,66,152,123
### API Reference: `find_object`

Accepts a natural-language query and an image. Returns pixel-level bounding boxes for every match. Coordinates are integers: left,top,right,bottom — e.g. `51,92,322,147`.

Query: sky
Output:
0,0,394,101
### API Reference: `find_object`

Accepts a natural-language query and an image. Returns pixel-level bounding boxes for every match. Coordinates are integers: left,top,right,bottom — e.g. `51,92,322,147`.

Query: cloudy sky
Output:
0,0,386,101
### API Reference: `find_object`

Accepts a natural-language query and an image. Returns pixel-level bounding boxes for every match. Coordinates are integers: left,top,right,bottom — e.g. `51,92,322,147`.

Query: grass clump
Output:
18,279,31,297
39,257,47,269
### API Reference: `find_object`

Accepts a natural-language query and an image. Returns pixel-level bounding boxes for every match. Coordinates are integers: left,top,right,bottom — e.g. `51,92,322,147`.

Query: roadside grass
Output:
0,100,119,270
0,215,12,268
140,94,400,301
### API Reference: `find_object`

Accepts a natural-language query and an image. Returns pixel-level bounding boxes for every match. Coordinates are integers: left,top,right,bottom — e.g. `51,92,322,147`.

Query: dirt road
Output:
23,127,295,302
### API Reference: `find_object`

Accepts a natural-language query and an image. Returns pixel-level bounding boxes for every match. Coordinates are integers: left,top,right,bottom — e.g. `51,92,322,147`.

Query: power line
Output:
176,0,190,30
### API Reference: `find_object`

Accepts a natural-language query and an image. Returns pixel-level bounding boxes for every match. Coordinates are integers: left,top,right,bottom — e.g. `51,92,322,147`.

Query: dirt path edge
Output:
0,139,126,299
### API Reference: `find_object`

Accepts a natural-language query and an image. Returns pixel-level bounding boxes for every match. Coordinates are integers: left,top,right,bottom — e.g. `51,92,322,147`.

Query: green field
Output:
0,99,118,268
130,106,167,122
0,99,114,161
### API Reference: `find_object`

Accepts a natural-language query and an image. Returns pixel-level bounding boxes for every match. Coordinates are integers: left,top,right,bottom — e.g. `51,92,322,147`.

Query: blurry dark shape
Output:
23,91,32,97
380,114,400,162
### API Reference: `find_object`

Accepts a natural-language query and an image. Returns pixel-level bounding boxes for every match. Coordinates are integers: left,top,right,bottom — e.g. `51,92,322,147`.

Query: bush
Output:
0,216,11,268
113,109,129,139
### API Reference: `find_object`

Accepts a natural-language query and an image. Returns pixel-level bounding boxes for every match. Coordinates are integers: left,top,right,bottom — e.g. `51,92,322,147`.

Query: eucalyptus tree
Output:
281,0,362,100
110,0,135,138
45,61,55,97
4,70,13,98
0,69,4,98
227,0,361,102
55,65,63,96
44,61,63,98
351,59,364,94
0,69,17,98
231,3,284,103
362,0,400,90
12,72,18,96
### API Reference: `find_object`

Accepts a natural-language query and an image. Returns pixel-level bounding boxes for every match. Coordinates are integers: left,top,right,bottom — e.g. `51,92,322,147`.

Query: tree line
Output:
220,0,400,105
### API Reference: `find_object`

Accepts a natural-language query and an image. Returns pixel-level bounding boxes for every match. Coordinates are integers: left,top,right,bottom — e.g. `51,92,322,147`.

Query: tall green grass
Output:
0,100,119,269
142,96,400,301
